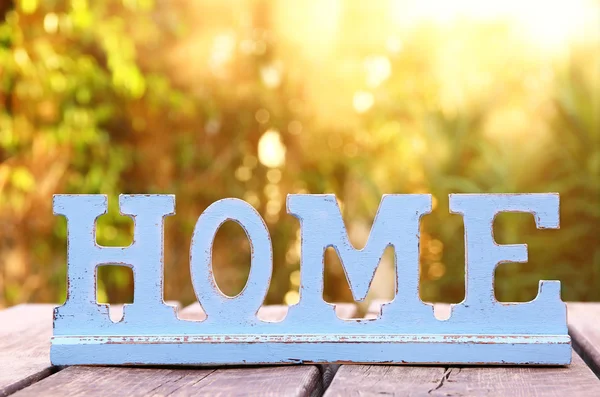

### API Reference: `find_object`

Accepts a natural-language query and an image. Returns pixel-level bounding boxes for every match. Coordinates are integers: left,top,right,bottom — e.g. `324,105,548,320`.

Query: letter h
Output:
53,195,175,334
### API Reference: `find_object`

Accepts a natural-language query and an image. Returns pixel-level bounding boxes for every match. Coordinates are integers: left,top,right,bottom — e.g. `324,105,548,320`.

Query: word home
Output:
51,193,569,366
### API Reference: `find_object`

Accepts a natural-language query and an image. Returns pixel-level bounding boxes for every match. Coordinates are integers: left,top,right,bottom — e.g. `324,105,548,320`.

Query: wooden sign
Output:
51,193,570,366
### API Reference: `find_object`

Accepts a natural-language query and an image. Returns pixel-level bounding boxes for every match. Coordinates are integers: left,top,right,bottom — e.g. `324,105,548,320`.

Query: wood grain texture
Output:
15,304,326,397
426,352,599,397
325,303,600,397
13,365,323,397
325,351,598,397
0,305,56,397
568,302,600,376
0,302,180,396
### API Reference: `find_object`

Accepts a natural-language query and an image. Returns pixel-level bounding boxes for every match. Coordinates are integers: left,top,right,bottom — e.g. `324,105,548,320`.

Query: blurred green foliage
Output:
0,0,598,308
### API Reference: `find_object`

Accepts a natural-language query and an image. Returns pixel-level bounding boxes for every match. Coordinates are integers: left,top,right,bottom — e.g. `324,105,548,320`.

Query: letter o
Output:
190,198,273,323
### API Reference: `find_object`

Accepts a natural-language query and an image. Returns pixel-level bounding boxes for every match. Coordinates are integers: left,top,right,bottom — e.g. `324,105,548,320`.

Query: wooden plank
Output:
325,303,600,397
325,365,440,396
428,352,599,397
568,302,600,376
0,304,56,397
325,351,597,397
12,365,324,397
14,304,331,397
0,302,181,397
176,303,355,392
12,366,215,397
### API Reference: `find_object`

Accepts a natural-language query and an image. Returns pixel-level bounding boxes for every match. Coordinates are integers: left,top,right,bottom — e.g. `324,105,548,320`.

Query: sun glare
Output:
390,0,596,51
258,129,286,168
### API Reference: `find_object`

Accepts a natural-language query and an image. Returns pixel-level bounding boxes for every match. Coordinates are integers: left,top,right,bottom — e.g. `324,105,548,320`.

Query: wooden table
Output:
2,302,600,396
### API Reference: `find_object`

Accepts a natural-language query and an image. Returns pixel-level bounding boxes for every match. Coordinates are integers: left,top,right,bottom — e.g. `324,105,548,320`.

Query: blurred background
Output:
0,0,598,310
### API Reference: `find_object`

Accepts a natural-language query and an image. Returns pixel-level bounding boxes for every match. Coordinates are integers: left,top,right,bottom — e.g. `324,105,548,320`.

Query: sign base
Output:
51,334,572,366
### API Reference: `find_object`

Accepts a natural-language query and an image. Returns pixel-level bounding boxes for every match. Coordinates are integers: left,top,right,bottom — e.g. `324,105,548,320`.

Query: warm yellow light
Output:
208,34,235,72
266,169,282,184
255,108,270,124
258,129,286,168
284,290,300,305
353,91,374,113
515,1,592,50
288,120,302,135
263,183,280,199
274,0,341,58
234,166,252,182
243,191,260,208
364,55,391,88
289,270,301,287
390,0,593,51
266,199,281,216
44,13,59,34
428,262,446,280
260,65,282,88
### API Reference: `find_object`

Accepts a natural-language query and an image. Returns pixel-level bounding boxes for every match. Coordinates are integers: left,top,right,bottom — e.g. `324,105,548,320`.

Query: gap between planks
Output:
0,304,58,397
567,302,600,378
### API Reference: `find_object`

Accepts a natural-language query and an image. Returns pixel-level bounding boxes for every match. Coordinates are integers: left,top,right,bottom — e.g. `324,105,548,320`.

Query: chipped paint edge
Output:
51,335,572,366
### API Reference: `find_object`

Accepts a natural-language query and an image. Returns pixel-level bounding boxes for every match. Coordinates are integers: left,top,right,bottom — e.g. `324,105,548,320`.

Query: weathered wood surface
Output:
14,304,341,397
4,302,600,396
568,302,600,376
13,365,324,397
0,302,181,397
0,305,55,397
325,302,600,397
325,351,597,397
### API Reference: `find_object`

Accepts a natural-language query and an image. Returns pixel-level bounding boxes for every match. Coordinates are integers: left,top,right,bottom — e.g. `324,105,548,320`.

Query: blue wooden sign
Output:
50,193,570,366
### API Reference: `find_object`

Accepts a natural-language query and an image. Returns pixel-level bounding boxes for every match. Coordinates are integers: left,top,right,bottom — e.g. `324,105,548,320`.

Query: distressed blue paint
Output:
51,193,570,366
52,336,571,366
190,198,273,326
